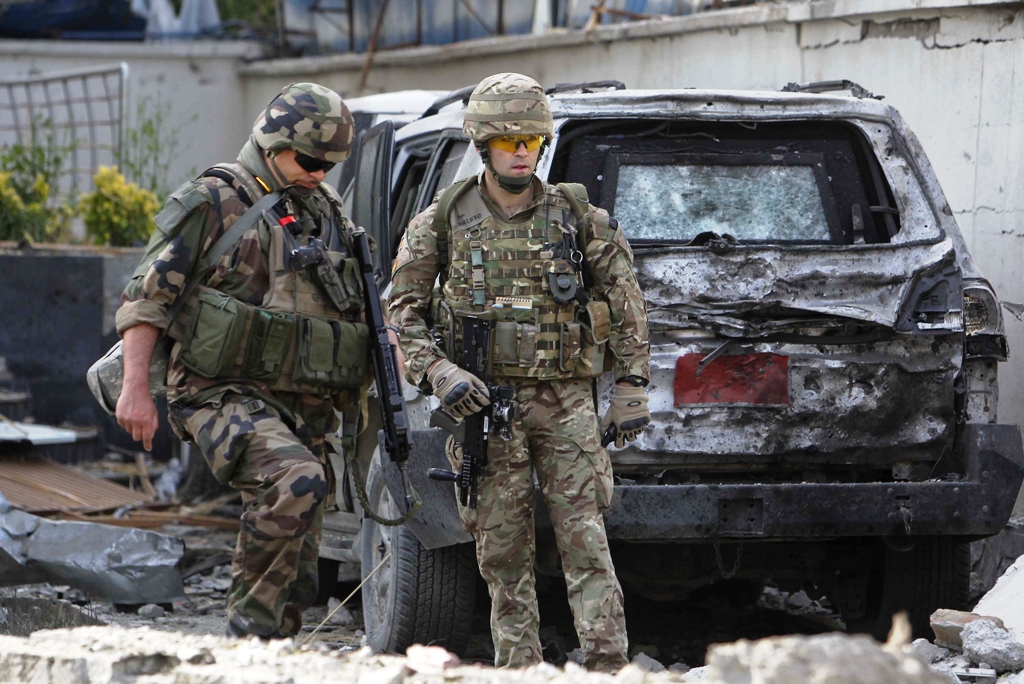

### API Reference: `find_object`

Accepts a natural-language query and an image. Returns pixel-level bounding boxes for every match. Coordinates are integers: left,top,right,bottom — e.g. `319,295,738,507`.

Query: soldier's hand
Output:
116,384,160,451
427,358,490,419
601,384,651,448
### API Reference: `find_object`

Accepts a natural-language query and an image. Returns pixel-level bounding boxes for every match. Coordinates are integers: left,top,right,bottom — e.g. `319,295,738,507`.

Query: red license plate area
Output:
674,353,789,406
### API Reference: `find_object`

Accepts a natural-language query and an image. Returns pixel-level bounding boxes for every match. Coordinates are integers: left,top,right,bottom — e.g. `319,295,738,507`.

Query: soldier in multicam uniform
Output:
388,73,652,671
115,83,370,639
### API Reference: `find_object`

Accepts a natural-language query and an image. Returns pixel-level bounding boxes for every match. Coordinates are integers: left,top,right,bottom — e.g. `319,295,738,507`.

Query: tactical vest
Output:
170,163,369,396
434,177,610,381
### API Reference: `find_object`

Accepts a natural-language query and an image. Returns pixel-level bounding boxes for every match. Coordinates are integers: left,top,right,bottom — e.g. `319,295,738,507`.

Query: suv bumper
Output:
384,424,1023,548
604,423,1024,541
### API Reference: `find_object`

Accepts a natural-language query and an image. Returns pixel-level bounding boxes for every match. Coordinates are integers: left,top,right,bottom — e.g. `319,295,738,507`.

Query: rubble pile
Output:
907,558,1024,684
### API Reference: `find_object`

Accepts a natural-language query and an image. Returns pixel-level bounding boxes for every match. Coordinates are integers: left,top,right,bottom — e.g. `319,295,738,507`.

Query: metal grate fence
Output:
0,63,128,198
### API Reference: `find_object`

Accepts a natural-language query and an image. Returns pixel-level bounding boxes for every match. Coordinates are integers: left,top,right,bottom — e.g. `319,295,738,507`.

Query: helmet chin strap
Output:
267,148,318,197
477,143,533,195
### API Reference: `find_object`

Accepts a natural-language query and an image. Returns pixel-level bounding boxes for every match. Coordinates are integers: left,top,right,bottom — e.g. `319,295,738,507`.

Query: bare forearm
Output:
122,323,160,391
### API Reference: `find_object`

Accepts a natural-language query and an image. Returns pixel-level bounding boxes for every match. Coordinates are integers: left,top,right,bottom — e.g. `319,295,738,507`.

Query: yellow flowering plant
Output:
80,166,159,246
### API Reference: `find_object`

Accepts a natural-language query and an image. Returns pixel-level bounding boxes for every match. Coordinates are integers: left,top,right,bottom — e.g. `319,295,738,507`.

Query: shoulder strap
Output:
556,182,595,292
164,189,282,324
433,176,478,280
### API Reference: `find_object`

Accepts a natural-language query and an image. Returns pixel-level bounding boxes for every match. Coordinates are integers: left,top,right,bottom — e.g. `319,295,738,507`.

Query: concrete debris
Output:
912,637,950,664
970,517,1024,602
974,554,1024,643
404,644,459,675
326,598,356,627
138,604,167,619
0,492,184,604
930,609,1006,650
961,619,1024,674
757,586,786,612
668,662,691,674
785,590,814,610
706,632,950,684
680,665,712,680
630,652,666,672
0,598,103,636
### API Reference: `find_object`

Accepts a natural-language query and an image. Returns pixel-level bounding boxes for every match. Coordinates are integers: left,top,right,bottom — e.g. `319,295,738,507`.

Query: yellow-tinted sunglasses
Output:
488,134,545,153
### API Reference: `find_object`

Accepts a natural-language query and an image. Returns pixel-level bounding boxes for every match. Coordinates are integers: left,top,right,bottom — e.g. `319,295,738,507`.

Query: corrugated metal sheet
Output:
0,455,151,514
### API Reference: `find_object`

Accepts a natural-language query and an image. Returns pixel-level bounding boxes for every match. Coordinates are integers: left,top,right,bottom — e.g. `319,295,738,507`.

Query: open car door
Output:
351,120,395,282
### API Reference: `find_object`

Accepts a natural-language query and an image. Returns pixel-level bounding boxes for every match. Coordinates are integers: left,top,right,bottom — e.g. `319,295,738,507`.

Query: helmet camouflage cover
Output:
253,82,355,163
463,73,554,142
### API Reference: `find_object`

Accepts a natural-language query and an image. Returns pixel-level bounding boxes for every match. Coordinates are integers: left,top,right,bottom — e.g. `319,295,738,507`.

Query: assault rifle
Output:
351,228,413,506
427,315,515,509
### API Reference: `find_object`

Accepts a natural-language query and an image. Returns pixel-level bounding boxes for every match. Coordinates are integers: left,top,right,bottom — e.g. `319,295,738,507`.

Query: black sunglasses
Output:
294,152,335,174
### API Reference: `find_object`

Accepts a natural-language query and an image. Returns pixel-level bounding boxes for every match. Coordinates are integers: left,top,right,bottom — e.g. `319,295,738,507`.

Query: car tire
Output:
850,536,970,639
360,449,477,655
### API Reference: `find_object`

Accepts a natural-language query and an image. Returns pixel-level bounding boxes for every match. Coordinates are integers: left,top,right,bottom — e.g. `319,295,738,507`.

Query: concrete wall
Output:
0,40,263,191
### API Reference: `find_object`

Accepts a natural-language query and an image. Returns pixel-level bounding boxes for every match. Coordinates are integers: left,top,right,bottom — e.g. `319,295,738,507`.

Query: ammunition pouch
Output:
179,285,369,392
575,299,610,379
313,252,363,316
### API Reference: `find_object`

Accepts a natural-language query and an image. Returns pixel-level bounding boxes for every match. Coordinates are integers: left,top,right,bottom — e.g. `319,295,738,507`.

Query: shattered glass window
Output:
614,164,831,242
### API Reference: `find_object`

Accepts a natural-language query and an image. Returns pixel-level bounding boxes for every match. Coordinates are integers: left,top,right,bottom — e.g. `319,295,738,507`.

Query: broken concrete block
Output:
326,598,356,627
786,590,814,610
404,644,458,675
630,652,666,672
668,662,692,674
681,665,712,681
911,638,950,664
930,609,1006,650
137,604,166,619
961,618,1024,674
970,517,1024,602
708,632,951,683
974,553,1024,643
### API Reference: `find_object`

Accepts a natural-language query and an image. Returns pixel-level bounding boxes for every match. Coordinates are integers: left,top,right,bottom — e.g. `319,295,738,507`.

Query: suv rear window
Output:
613,156,831,242
551,120,900,245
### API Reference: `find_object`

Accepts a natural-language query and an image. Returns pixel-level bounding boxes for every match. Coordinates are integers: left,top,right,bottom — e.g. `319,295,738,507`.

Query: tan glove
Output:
601,384,651,448
427,358,491,419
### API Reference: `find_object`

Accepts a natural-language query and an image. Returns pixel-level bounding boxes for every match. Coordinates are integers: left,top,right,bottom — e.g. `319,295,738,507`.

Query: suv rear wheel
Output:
846,536,970,639
360,450,477,654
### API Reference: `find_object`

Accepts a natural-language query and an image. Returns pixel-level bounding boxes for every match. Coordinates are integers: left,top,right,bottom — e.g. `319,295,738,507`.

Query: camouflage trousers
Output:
448,378,628,671
176,393,331,638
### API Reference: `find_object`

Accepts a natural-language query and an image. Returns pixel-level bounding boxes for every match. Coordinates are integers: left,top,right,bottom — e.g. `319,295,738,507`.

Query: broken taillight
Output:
963,283,1001,336
674,353,789,406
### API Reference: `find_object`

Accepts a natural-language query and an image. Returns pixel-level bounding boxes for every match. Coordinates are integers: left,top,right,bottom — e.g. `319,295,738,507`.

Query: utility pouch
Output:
329,321,371,388
314,255,362,315
560,321,581,372
242,309,296,382
180,289,247,379
295,316,336,386
495,322,519,365
576,300,610,379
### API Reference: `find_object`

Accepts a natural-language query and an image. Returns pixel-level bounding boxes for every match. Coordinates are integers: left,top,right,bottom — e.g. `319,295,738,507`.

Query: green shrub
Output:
80,166,160,246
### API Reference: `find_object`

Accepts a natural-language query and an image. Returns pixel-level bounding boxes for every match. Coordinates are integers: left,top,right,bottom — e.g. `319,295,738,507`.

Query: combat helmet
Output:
463,73,553,193
253,83,355,163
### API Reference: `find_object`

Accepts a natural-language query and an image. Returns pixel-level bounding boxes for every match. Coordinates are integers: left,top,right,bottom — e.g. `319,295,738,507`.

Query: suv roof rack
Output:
781,80,883,100
420,84,476,119
546,80,626,96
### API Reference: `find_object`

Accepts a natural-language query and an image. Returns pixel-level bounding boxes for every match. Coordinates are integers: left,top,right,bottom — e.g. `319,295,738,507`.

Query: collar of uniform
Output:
237,138,284,194
475,172,546,221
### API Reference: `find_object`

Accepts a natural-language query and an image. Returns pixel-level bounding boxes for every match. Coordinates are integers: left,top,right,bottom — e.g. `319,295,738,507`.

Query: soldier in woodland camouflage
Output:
115,83,366,639
388,73,652,671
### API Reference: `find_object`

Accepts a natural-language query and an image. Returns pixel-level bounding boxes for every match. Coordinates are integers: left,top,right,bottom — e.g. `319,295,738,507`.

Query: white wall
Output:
0,40,262,191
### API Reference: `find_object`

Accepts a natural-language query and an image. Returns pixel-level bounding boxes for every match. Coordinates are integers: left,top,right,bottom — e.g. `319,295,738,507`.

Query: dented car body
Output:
325,86,1024,651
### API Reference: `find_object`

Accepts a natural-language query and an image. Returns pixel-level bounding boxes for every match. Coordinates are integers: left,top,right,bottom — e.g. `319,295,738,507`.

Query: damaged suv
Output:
321,82,1024,652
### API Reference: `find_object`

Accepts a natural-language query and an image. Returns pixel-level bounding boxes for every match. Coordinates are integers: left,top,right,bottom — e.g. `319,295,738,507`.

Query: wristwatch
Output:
617,375,647,387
